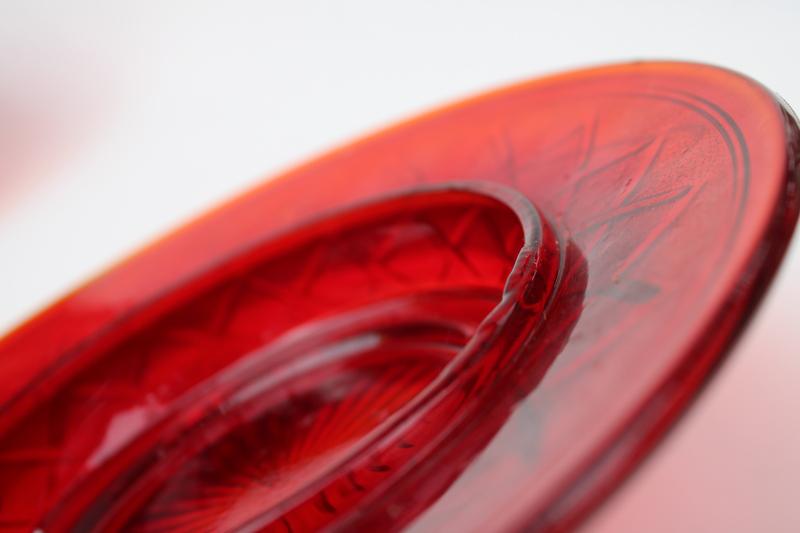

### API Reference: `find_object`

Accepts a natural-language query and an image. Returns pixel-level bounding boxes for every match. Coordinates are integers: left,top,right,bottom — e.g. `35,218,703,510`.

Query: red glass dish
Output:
1,61,798,532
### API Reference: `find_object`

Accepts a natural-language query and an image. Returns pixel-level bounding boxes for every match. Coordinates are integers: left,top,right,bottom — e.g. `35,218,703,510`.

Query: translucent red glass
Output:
1,62,798,532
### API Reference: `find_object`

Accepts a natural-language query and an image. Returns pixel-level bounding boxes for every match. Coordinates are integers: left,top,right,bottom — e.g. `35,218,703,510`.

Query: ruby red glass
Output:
1,62,798,532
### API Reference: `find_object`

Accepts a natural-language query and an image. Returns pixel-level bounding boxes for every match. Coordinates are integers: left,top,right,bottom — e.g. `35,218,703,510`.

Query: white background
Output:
1,2,799,531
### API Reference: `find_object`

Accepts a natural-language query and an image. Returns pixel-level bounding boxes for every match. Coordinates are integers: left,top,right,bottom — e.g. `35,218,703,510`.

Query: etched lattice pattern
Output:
0,194,524,530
